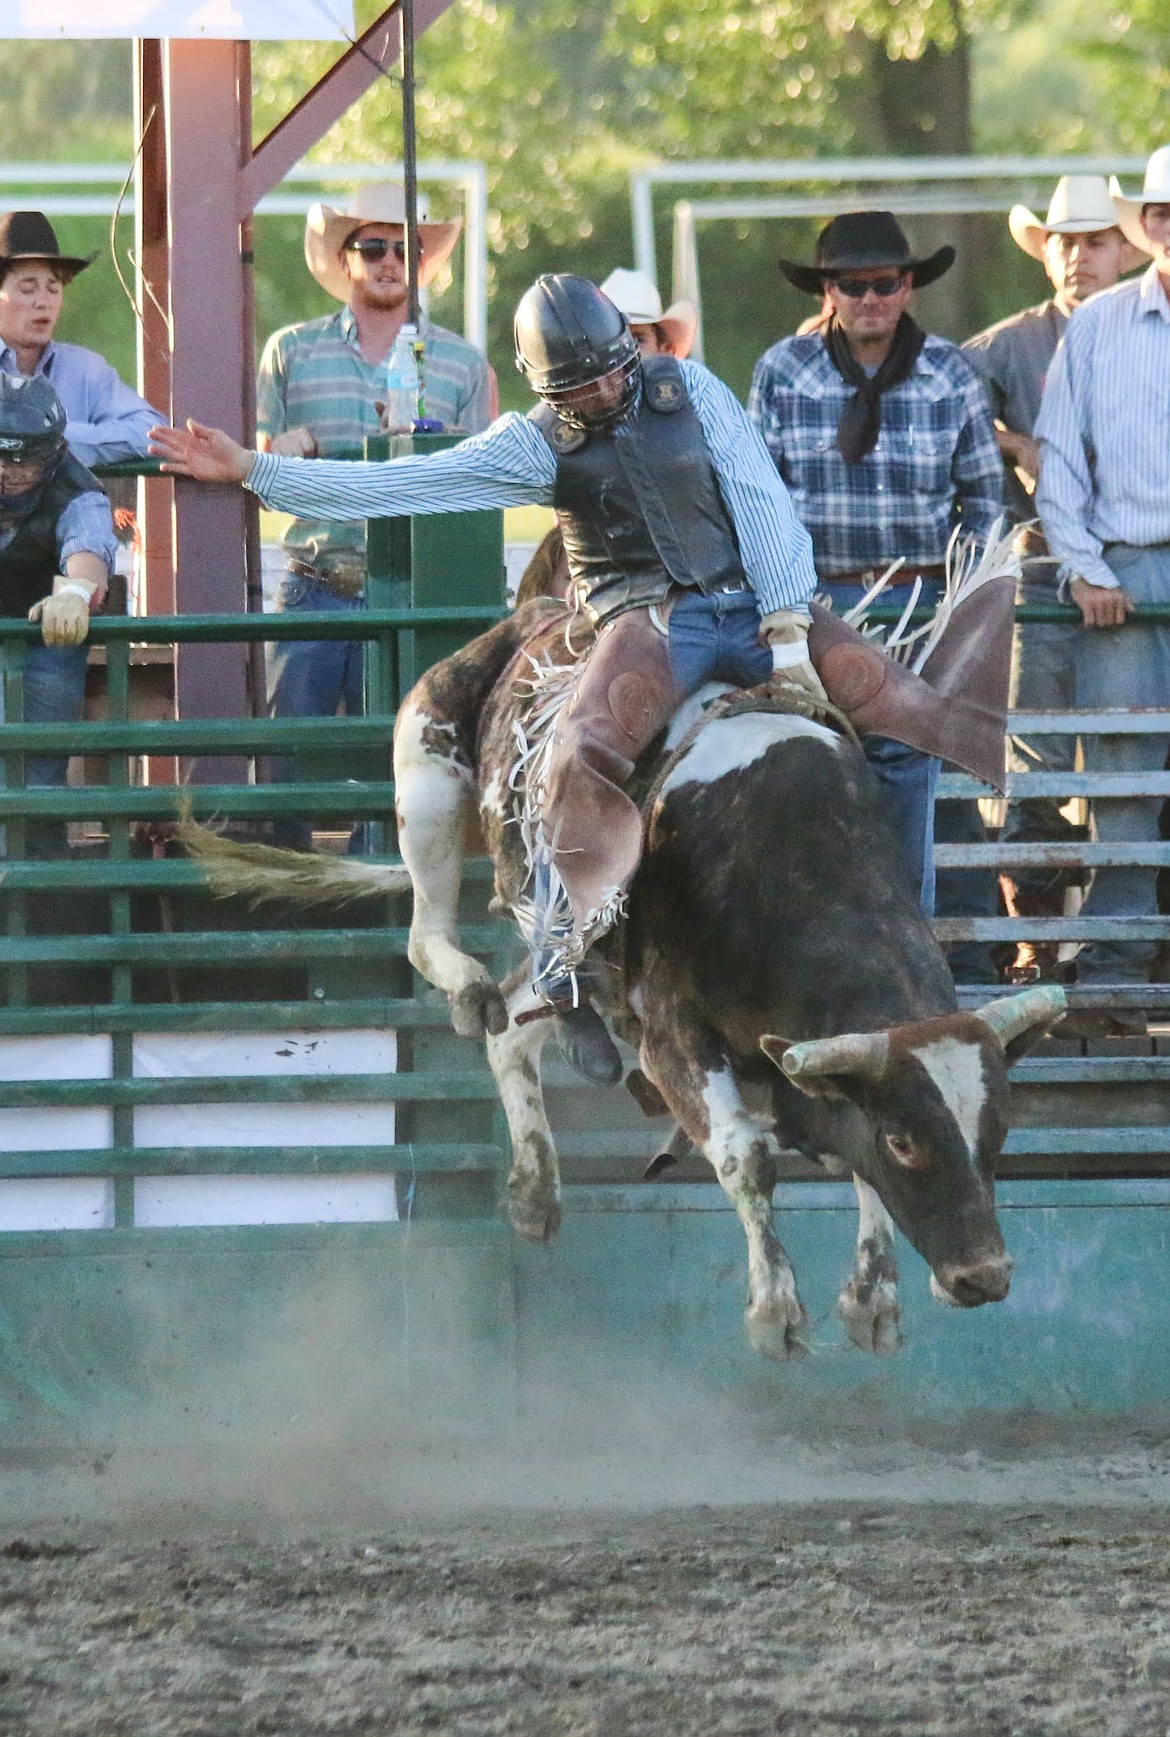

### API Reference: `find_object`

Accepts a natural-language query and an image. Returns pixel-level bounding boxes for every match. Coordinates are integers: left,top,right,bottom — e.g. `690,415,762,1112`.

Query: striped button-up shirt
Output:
256,307,495,569
247,359,818,618
748,331,1004,577
1035,265,1170,590
0,340,160,469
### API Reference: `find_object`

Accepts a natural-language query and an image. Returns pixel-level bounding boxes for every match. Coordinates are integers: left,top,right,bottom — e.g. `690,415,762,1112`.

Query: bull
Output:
190,599,1065,1358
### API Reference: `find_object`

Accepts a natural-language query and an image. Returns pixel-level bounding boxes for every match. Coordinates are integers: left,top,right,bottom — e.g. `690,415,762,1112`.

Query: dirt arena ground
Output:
4,1435,1170,1736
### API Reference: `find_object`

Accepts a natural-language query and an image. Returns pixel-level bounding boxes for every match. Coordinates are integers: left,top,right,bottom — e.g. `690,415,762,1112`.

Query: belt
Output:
287,557,366,598
820,564,947,588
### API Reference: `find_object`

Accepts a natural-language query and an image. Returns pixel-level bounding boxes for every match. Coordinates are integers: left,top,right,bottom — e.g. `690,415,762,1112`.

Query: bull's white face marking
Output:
664,682,735,748
659,713,842,799
909,1036,988,1158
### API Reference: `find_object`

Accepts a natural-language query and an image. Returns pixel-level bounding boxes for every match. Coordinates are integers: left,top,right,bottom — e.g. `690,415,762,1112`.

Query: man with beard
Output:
748,210,1005,979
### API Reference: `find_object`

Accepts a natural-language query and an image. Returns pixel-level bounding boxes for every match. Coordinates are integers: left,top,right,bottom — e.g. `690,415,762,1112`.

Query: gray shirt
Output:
963,300,1067,529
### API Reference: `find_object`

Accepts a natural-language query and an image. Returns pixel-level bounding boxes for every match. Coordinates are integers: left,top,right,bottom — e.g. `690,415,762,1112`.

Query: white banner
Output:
2,0,356,39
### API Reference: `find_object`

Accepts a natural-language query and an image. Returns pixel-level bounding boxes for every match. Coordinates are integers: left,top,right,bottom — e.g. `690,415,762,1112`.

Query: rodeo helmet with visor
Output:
513,274,641,430
0,371,67,468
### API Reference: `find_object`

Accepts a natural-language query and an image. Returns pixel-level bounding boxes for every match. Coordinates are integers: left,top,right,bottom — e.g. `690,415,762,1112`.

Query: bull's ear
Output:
760,1031,887,1100
761,1034,843,1098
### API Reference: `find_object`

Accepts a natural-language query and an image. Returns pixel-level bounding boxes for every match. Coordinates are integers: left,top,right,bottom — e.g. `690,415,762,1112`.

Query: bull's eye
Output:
885,1132,918,1168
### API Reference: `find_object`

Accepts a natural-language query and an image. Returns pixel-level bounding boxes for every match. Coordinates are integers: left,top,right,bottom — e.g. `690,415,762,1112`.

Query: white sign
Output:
2,0,356,38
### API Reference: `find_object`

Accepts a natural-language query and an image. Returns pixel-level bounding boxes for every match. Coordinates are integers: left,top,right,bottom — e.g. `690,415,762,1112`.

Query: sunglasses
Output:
345,236,424,263
831,274,907,298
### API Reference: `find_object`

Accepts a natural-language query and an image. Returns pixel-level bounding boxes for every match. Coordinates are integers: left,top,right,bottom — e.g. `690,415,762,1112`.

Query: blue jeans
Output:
0,641,89,856
667,588,772,690
668,588,937,911
1001,574,1082,898
817,580,943,916
1074,543,1170,983
266,571,367,850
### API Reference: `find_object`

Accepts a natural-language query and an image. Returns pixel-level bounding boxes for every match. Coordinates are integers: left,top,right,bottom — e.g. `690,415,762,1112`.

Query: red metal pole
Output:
162,37,251,775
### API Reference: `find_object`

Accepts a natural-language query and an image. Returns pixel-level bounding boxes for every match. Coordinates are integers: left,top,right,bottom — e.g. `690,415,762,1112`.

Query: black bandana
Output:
823,313,926,465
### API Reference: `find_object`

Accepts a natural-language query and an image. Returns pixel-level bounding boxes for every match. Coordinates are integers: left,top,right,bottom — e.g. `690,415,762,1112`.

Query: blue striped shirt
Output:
748,331,1004,575
247,359,818,617
1,339,160,468
1035,265,1170,590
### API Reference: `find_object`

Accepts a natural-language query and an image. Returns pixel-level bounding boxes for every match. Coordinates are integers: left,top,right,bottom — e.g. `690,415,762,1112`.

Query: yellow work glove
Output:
28,582,95,648
760,609,829,706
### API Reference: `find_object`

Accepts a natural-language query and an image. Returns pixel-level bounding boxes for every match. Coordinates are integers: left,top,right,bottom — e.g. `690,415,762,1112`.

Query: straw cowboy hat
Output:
304,182,463,302
0,210,95,278
598,268,698,356
778,210,954,296
1109,146,1170,255
1008,175,1126,259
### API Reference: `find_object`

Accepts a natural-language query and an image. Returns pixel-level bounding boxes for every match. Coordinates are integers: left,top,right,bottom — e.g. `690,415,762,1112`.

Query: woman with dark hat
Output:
0,210,159,467
749,210,1006,971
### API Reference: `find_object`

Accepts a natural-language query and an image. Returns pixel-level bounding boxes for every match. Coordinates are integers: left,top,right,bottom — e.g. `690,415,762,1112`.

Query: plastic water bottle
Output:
383,323,420,430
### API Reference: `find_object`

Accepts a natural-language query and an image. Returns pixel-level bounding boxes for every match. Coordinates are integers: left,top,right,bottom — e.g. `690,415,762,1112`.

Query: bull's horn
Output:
975,985,1067,1048
768,1030,890,1080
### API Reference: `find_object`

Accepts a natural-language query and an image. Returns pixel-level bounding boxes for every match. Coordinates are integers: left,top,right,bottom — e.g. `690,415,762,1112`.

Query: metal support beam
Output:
239,0,454,215
162,38,253,756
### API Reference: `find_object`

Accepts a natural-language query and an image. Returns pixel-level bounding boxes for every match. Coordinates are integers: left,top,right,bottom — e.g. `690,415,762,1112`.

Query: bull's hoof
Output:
451,981,508,1039
745,1297,808,1360
505,1177,562,1243
839,1279,902,1355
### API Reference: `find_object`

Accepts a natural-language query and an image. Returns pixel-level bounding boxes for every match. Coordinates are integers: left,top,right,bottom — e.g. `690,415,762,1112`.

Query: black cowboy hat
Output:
0,211,95,277
779,210,955,296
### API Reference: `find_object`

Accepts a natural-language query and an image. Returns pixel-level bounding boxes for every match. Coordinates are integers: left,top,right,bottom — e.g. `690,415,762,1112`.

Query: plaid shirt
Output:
748,331,1004,577
256,306,494,568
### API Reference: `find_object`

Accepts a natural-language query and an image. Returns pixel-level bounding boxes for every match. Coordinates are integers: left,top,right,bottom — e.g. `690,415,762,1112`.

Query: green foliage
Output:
0,0,1159,415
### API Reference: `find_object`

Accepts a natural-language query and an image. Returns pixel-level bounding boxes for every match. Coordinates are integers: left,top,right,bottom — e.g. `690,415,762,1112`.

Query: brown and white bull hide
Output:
401,612,1066,1357
187,601,1064,1360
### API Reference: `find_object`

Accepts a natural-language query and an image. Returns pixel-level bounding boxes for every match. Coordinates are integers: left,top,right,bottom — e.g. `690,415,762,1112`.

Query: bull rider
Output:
151,274,1008,1083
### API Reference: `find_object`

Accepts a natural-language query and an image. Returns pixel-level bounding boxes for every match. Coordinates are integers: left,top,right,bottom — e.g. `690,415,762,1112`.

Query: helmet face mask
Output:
514,274,642,431
0,373,66,504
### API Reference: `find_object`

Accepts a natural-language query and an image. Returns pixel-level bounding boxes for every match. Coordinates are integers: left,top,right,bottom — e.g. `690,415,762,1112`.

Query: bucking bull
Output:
189,597,1065,1359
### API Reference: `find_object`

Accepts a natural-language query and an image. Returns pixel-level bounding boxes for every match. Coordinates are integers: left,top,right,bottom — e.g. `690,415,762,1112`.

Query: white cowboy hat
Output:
599,267,698,357
304,182,463,302
1008,175,1124,260
1110,146,1170,255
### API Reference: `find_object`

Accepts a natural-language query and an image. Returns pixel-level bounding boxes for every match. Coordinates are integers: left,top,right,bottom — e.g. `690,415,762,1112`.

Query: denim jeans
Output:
0,641,89,856
668,587,937,911
265,571,367,850
1074,543,1170,983
1001,575,1082,898
817,579,945,917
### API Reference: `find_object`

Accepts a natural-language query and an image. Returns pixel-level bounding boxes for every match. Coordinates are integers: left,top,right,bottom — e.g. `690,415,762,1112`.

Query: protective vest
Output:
0,454,102,616
528,356,747,620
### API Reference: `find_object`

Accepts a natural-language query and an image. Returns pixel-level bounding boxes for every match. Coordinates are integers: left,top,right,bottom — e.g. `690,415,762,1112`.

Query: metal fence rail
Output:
3,597,1170,1217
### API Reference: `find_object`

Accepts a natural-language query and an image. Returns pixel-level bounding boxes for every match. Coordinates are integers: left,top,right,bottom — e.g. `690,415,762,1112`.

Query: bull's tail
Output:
179,818,412,910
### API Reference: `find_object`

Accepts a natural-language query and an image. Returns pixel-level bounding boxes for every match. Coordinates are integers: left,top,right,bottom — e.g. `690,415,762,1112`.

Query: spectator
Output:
1034,145,1170,1035
258,182,495,847
748,210,1005,963
515,269,697,607
0,373,116,853
0,211,159,467
597,269,697,359
965,177,1143,981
